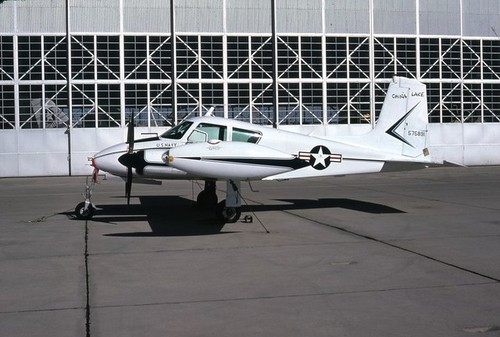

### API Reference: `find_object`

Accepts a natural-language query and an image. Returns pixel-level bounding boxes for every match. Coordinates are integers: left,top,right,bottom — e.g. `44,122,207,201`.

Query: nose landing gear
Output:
75,169,98,220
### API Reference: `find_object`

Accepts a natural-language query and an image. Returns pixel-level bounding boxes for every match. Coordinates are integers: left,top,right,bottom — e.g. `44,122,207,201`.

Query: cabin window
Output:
161,121,193,139
232,128,262,143
188,123,227,142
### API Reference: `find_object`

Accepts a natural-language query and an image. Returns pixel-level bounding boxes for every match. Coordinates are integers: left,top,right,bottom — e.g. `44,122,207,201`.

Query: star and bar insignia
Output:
298,145,342,170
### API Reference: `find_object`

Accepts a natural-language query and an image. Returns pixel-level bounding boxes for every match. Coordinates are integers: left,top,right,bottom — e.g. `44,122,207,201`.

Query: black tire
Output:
216,200,241,223
197,190,218,210
75,202,96,220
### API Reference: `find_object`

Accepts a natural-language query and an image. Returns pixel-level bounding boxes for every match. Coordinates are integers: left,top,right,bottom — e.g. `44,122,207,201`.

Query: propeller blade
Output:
125,167,132,205
125,114,135,205
127,113,135,153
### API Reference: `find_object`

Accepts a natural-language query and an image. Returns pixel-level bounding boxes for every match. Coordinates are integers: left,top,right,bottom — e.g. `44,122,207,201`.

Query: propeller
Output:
125,113,134,205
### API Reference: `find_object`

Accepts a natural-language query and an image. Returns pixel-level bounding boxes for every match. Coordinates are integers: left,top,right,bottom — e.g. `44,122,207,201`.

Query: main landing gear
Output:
197,180,242,224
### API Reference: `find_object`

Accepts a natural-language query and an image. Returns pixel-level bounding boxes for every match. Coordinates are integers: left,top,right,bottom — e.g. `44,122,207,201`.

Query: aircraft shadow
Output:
66,196,403,237
243,198,405,214
87,196,227,237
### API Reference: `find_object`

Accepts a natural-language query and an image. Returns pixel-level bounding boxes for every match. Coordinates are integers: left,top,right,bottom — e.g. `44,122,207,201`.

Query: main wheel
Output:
75,202,96,220
197,190,218,210
216,200,241,223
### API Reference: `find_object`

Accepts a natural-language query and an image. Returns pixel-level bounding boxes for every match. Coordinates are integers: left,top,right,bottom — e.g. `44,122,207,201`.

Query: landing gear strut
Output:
215,180,242,223
75,173,97,220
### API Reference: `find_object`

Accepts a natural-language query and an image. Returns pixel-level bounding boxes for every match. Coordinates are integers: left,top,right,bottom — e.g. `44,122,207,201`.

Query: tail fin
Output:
371,76,430,160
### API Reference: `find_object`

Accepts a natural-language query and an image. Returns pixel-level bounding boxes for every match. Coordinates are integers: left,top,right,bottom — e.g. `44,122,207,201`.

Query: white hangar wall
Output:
0,0,499,177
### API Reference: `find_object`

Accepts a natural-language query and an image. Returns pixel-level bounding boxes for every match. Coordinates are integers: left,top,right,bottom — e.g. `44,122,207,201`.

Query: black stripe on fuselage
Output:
182,157,309,170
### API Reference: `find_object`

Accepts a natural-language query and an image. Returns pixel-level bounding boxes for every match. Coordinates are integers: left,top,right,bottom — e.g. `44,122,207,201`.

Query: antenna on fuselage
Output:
205,106,215,117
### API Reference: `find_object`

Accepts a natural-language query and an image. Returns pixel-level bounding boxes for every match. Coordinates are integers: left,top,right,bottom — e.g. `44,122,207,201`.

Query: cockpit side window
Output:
232,128,262,143
187,123,227,143
160,121,193,139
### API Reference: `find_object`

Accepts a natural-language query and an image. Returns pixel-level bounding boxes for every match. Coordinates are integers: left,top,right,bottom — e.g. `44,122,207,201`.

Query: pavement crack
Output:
84,220,91,337
282,209,500,284
87,281,497,311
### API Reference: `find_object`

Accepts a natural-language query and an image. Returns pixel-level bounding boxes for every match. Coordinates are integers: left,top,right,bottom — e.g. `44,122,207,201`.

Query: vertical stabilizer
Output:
371,76,430,159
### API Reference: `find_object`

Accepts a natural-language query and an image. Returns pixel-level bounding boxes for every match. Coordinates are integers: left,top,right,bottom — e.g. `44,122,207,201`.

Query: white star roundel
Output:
310,145,331,170
298,145,342,170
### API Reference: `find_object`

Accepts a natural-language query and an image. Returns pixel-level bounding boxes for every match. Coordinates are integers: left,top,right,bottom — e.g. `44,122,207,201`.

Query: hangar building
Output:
0,0,499,176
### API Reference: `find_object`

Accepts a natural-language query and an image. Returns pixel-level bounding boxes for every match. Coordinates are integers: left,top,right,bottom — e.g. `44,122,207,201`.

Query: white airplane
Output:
75,76,436,223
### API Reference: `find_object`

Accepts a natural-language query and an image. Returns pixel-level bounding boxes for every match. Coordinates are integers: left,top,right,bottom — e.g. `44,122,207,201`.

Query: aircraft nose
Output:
93,143,129,177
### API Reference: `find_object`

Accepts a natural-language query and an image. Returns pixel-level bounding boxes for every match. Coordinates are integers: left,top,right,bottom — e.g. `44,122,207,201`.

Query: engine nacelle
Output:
165,140,307,180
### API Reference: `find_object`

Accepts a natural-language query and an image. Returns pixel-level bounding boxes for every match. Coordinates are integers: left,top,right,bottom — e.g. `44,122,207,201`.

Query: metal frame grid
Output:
1,8,500,130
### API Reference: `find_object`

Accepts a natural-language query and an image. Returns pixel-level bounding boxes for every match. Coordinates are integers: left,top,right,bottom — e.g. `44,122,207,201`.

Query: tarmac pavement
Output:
1,167,500,336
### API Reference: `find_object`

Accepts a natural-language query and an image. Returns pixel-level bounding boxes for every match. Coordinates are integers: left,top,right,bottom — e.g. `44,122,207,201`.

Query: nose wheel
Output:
75,201,96,220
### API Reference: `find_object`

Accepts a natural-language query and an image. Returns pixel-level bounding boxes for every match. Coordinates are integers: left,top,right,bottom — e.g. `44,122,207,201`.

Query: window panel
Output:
349,37,370,79
420,38,440,79
462,40,481,80
441,82,462,122
19,85,43,128
176,35,199,79
125,83,148,126
374,37,394,79
251,36,272,79
44,36,67,81
396,37,416,78
278,82,300,125
201,83,224,116
301,82,322,124
482,40,500,80
0,85,15,129
150,83,173,127
72,84,96,128
277,36,299,79
177,83,200,121
97,84,120,127
71,35,95,80
149,36,172,80
326,36,347,79
251,82,273,125
96,36,120,80
200,36,223,80
463,83,482,123
441,38,461,79
483,83,500,122
426,82,441,123
18,36,42,81
0,36,14,81
301,36,322,79
349,82,370,124
326,82,348,124
44,84,69,128
124,36,148,80
228,82,250,121
227,36,250,79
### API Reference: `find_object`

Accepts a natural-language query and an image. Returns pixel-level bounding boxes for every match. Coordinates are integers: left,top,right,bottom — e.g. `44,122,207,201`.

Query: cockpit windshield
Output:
160,121,193,139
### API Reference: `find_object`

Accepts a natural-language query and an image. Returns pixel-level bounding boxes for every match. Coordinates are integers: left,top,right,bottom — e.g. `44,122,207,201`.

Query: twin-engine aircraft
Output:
75,76,436,223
